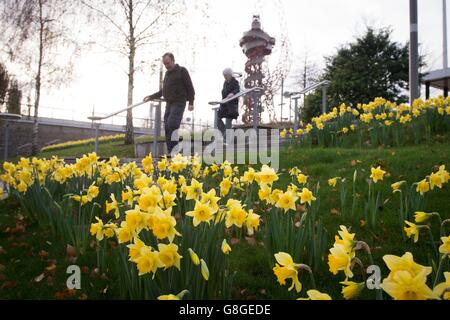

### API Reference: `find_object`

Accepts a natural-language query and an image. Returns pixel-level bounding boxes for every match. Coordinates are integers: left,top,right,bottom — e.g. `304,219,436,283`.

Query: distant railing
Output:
208,86,264,129
284,80,330,132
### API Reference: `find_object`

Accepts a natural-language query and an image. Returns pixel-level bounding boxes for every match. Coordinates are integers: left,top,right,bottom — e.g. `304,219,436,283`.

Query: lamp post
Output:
409,0,420,102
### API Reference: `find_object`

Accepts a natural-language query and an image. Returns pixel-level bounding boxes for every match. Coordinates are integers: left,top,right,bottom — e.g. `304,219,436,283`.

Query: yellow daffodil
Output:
186,201,214,227
416,179,430,195
90,217,104,241
391,181,404,192
328,243,354,278
414,211,432,223
370,166,386,183
340,281,364,300
157,289,189,300
258,185,272,202
404,221,420,243
200,189,220,213
116,221,134,244
141,154,154,174
433,272,450,300
334,225,355,252
136,246,163,277
200,259,209,281
138,186,162,212
105,193,120,219
219,178,232,197
255,165,279,186
429,172,443,190
185,178,203,201
72,194,89,205
157,294,179,300
188,248,200,266
296,173,308,185
241,167,256,184
299,187,316,205
439,236,450,254
151,207,181,242
245,209,261,236
276,190,298,212
221,239,232,255
158,243,182,270
225,205,247,228
272,252,302,292
297,289,332,300
328,178,337,187
127,237,146,262
381,268,437,300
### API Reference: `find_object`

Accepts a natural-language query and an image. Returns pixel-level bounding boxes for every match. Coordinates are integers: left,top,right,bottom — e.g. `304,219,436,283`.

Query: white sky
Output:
35,0,448,126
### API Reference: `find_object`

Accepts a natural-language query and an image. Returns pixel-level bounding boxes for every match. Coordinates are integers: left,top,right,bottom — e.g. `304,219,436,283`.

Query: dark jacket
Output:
150,64,195,105
218,77,240,119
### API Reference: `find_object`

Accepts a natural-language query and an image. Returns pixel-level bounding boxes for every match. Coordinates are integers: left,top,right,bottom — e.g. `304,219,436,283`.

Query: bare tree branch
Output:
80,0,128,38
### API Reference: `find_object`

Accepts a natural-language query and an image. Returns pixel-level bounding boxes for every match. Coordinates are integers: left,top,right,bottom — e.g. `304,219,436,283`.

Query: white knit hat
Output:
223,68,233,76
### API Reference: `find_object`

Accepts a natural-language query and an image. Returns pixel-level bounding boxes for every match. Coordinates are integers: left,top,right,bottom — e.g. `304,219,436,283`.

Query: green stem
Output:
433,254,449,288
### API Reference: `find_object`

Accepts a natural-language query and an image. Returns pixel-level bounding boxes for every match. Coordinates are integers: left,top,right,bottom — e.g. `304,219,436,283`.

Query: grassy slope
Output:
1,139,450,299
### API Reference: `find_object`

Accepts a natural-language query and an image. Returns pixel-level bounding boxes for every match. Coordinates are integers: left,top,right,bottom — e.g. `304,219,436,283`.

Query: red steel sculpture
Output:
239,15,275,125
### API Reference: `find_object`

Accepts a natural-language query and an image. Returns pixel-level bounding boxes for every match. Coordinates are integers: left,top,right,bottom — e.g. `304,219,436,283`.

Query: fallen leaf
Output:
0,264,5,272
0,246,6,255
34,273,45,282
46,264,57,273
330,208,339,215
360,219,366,227
66,244,77,257
0,281,17,289
296,204,306,213
38,250,49,259
103,286,109,294
245,237,256,246
82,266,90,274
79,293,88,300
230,238,240,245
46,241,52,246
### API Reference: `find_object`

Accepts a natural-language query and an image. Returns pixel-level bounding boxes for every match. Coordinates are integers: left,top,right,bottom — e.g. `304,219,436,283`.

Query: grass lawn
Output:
1,138,449,299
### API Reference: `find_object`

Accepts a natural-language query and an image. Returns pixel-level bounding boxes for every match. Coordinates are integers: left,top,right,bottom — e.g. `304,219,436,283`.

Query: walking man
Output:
217,68,240,143
143,52,195,155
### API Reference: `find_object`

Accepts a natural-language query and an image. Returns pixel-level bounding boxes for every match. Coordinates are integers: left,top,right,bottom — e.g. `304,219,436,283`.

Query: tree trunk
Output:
31,0,44,156
124,0,135,145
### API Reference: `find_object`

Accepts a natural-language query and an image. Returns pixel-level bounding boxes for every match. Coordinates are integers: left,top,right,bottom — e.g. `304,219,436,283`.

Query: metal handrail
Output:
208,86,263,106
87,98,165,155
88,98,165,121
208,86,264,129
284,80,331,132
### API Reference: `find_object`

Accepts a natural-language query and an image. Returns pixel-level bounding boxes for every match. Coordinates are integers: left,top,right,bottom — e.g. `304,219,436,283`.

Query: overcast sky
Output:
35,0,448,126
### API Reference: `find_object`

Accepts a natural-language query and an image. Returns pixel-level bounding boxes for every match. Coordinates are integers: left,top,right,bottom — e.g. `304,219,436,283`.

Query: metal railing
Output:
88,99,165,155
208,86,264,129
285,80,330,132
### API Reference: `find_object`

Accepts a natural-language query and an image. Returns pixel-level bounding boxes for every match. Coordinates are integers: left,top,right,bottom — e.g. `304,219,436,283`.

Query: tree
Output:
0,0,80,155
7,79,22,115
0,62,9,109
300,27,425,121
81,0,183,145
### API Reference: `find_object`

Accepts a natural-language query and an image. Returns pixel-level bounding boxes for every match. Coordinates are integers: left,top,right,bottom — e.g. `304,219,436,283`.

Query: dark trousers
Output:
217,117,233,140
164,102,185,154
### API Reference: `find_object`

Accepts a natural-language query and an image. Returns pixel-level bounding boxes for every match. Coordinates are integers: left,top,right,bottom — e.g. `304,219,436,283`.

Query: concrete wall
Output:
0,116,153,158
